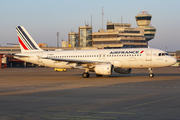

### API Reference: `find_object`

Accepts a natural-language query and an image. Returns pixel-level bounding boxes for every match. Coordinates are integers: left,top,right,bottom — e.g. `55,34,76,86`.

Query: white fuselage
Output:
15,48,176,69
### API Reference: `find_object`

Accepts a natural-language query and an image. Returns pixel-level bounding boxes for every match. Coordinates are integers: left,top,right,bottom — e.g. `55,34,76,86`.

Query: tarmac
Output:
0,67,180,120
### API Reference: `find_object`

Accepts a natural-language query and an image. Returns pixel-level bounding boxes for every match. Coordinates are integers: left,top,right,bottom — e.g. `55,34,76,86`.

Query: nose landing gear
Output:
148,68,154,78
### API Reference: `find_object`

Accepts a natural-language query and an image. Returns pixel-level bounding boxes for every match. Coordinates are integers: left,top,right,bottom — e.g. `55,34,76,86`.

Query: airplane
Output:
14,26,177,78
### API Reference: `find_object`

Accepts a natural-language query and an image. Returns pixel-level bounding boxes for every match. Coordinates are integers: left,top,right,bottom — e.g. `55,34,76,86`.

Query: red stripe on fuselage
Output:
140,50,144,53
18,36,28,50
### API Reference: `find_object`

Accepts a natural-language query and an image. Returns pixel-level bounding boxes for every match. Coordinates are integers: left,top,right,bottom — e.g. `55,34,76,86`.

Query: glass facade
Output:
122,45,147,48
124,31,140,33
80,29,86,47
144,29,156,32
69,33,79,47
86,28,92,47
93,41,118,44
79,27,92,47
93,35,117,38
75,34,79,47
121,40,146,43
136,16,151,20
107,25,114,30
144,34,155,36
69,34,75,47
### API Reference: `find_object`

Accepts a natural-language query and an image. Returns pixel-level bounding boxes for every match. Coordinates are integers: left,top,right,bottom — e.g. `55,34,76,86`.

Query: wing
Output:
42,57,110,68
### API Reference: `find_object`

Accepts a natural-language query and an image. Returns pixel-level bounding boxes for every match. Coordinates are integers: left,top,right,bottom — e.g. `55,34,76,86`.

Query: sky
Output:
0,0,180,51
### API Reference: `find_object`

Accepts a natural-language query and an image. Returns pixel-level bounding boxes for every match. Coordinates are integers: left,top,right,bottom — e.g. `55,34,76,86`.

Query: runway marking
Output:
54,114,117,119
43,117,72,119
112,95,180,111
14,111,133,120
70,110,136,115
0,84,180,92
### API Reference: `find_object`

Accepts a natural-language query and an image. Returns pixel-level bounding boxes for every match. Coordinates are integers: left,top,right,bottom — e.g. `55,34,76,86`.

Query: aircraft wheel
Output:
149,73,154,78
82,72,90,78
96,74,102,77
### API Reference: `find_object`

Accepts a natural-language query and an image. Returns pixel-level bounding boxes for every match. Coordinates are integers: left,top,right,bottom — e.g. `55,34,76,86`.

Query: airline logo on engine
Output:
109,50,144,54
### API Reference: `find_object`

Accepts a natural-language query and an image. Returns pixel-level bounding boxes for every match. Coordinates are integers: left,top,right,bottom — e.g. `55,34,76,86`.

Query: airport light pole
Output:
102,7,104,29
57,32,59,49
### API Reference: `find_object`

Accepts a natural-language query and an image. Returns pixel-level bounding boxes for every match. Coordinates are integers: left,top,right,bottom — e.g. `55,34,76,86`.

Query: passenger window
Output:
158,53,161,56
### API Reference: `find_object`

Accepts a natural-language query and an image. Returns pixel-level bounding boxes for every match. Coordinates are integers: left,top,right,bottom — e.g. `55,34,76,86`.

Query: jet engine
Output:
114,68,132,74
94,64,113,75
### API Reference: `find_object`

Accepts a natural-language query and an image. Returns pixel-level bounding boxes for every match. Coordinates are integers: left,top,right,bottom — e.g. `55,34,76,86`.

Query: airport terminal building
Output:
92,23,146,49
68,11,156,49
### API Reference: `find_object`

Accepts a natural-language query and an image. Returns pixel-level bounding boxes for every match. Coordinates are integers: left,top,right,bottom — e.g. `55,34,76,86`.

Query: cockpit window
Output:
158,53,169,56
165,53,169,56
162,53,166,56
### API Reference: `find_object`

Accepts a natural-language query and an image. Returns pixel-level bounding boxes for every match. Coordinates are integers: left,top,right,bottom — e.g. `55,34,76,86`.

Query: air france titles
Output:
109,51,139,54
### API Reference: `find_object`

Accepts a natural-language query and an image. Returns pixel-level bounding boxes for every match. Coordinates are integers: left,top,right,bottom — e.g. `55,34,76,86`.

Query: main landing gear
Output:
82,72,90,78
82,73,103,78
148,68,154,78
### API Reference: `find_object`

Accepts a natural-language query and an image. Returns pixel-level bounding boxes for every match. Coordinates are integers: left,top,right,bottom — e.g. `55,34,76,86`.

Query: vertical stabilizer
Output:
16,26,43,53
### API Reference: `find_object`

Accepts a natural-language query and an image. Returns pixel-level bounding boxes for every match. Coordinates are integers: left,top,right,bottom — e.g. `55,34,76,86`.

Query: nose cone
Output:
169,57,177,66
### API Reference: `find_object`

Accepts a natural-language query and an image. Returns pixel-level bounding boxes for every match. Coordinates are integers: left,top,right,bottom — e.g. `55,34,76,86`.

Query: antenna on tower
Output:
91,14,92,27
102,7,104,29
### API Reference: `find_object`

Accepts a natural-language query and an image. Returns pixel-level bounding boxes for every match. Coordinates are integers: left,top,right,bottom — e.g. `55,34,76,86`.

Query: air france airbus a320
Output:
14,26,176,78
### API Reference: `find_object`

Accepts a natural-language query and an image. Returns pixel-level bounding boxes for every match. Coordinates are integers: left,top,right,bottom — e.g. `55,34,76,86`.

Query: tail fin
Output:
16,26,43,53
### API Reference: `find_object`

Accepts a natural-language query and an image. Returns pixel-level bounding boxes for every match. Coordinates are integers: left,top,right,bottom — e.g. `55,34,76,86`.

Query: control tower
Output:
135,11,156,41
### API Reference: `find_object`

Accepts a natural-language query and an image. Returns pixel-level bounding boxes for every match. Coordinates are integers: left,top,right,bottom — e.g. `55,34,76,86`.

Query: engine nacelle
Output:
94,64,113,75
114,68,132,74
